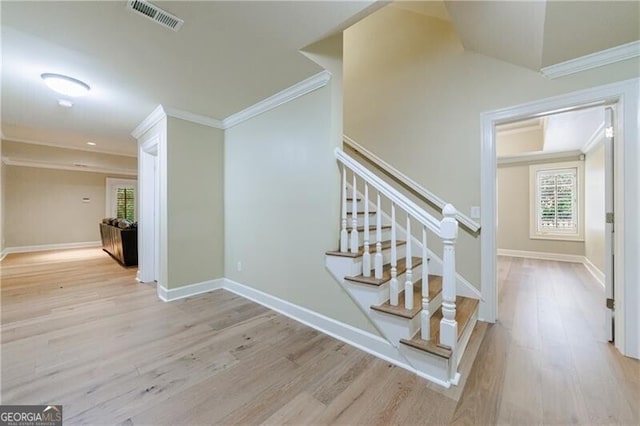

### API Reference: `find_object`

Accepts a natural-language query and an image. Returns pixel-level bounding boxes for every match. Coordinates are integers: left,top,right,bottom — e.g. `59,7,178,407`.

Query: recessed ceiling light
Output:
87,142,96,146
58,99,73,108
41,73,90,97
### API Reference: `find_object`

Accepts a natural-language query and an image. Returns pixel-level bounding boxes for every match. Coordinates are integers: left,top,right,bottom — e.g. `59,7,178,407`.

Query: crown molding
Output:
2,156,137,176
1,136,137,158
497,149,583,166
541,40,640,79
581,121,605,154
223,70,331,129
164,107,224,129
131,105,167,139
496,123,543,137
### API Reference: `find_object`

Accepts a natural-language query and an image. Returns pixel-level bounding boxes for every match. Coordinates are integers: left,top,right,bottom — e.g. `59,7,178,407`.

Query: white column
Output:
374,192,383,279
389,203,398,306
421,225,430,340
404,214,413,310
362,183,371,277
350,174,359,254
340,166,348,253
439,204,459,349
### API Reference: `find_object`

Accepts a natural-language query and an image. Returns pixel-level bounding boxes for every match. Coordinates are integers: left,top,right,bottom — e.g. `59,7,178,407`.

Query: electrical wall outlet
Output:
470,206,481,219
237,261,242,272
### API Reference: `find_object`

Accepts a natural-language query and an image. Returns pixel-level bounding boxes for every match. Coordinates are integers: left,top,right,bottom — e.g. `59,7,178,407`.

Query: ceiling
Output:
391,1,451,22
496,106,605,157
445,0,640,70
2,1,637,158
1,1,378,156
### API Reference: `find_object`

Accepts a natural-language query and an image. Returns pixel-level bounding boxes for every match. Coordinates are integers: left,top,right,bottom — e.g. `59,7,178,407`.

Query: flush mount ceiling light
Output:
86,142,96,146
41,73,90,97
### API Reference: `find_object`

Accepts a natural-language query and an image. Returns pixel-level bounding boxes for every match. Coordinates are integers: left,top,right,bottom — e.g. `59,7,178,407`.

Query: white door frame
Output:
138,134,159,285
480,78,639,358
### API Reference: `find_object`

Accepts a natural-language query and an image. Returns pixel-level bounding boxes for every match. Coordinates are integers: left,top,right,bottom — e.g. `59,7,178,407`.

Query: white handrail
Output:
335,148,442,236
343,135,481,233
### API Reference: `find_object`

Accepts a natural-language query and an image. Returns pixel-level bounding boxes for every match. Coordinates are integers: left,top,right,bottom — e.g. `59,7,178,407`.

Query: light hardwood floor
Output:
1,250,638,425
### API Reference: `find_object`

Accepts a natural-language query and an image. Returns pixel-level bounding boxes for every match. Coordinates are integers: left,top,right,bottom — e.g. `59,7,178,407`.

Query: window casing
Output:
530,161,584,241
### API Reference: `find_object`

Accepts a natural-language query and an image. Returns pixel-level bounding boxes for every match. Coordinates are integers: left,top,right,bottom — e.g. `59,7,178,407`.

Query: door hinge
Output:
606,298,615,310
606,212,614,224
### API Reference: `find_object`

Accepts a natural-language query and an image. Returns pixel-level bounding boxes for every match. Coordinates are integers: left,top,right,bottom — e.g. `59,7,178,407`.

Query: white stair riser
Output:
354,213,378,227
371,310,421,345
346,199,370,211
399,344,451,385
454,309,478,369
345,282,390,312
356,227,392,242
346,262,423,295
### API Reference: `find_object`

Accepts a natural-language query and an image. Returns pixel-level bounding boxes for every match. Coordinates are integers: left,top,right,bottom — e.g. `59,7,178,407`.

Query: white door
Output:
604,106,615,342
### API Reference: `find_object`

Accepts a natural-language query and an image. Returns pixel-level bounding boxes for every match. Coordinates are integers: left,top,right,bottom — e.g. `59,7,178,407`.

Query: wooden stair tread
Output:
346,225,392,232
345,255,421,285
325,240,406,258
400,296,479,359
370,275,443,318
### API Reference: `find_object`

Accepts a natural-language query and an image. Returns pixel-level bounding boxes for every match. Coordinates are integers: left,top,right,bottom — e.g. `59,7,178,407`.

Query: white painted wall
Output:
224,82,377,334
166,117,225,289
4,165,131,247
497,159,585,256
585,143,606,272
496,128,544,157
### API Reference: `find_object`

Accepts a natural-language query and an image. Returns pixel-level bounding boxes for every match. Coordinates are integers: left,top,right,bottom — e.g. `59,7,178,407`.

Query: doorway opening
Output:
138,135,160,284
480,78,640,358
494,104,614,345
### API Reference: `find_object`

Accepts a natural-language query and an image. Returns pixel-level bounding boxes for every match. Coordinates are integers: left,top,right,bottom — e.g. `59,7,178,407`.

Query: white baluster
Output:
404,214,413,310
421,225,430,340
439,204,459,349
340,166,348,253
374,193,383,279
362,183,371,277
350,174,359,254
389,203,398,306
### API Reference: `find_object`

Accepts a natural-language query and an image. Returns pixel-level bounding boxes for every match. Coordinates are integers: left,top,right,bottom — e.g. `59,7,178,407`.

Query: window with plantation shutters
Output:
530,162,583,241
537,168,577,233
106,178,137,221
116,188,136,221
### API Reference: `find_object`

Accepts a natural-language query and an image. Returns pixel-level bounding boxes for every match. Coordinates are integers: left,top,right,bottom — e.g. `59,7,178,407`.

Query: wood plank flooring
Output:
452,256,640,425
1,250,638,425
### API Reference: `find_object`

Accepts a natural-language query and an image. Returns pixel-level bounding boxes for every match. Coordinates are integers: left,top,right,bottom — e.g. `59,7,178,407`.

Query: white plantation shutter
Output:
116,188,136,221
536,168,578,234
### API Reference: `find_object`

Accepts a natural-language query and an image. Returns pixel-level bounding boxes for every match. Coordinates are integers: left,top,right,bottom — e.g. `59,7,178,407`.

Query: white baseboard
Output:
583,257,605,287
2,241,102,256
0,249,6,261
153,276,459,387
499,248,606,287
222,278,452,388
497,248,584,263
157,278,224,302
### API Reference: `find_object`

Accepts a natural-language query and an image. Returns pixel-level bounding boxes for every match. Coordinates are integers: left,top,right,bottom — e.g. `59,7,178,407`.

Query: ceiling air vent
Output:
127,0,184,32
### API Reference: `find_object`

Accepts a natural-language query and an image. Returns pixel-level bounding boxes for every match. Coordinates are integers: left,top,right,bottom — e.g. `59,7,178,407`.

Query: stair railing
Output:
336,148,459,349
344,134,480,233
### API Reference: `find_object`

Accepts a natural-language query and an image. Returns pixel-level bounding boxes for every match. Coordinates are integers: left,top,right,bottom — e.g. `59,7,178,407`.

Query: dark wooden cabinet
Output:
99,223,138,266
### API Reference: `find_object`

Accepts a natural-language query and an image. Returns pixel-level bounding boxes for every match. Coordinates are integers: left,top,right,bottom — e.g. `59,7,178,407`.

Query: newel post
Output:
439,204,459,349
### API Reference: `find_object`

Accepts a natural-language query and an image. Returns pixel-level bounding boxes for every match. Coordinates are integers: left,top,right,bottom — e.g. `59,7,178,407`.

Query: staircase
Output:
325,145,481,387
